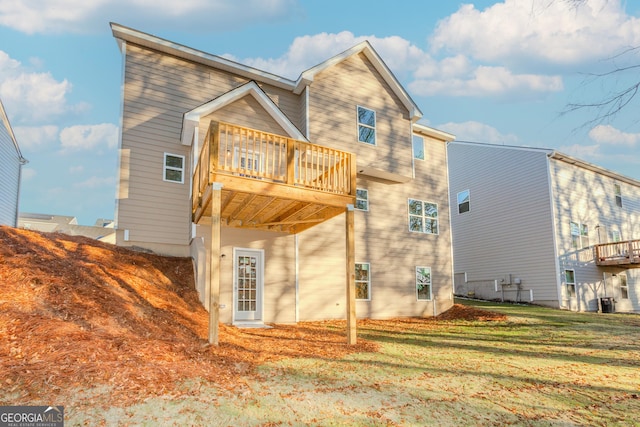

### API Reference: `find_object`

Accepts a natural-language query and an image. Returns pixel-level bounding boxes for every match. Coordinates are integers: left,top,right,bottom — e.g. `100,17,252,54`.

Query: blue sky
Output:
1,0,639,225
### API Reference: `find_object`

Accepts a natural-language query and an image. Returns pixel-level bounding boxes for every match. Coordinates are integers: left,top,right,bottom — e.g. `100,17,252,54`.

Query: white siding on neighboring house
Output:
447,142,559,305
549,157,640,312
0,99,26,227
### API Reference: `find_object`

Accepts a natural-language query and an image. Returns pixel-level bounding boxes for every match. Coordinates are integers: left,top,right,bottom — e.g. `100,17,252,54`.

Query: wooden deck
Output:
595,240,640,268
192,121,356,233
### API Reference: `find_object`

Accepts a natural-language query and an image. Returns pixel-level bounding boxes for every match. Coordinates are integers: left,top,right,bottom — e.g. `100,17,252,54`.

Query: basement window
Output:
355,263,371,300
416,266,432,300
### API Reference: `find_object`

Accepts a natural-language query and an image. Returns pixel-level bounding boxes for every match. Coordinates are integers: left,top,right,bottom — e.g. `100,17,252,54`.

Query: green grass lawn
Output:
71,299,640,426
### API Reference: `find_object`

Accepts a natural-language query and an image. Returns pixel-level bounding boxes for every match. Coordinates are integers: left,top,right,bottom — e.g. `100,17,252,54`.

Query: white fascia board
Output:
294,41,423,121
110,23,296,91
549,151,640,187
180,81,307,145
413,123,456,142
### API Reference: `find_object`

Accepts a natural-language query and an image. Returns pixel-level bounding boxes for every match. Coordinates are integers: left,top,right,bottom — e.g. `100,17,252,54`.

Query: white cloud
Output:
559,143,602,159
409,65,563,97
21,168,36,180
73,176,116,189
436,121,519,145
588,124,640,147
0,50,83,124
430,0,640,69
69,165,85,174
12,125,59,150
0,0,299,34
59,123,118,152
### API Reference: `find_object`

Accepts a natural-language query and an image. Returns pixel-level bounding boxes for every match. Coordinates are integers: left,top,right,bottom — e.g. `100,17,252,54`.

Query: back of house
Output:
111,23,456,328
448,141,640,313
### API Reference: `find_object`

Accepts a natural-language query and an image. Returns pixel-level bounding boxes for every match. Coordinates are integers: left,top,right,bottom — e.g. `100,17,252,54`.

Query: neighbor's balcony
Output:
595,240,640,268
192,121,356,230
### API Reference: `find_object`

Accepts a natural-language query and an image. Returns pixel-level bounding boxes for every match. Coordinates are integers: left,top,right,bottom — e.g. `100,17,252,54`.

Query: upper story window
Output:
457,190,470,214
357,106,376,145
164,153,185,184
355,262,371,300
408,199,439,234
570,221,589,249
416,266,432,301
355,188,369,211
614,183,623,208
611,230,622,242
412,135,425,160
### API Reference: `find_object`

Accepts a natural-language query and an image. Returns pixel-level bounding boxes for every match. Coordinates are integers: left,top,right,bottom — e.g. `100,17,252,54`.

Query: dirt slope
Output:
0,226,502,407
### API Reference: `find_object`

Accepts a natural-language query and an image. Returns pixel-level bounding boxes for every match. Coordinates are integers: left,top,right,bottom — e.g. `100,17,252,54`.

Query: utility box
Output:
600,297,615,313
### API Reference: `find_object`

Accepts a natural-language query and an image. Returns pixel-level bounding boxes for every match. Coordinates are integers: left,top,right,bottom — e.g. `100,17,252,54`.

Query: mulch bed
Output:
0,226,504,407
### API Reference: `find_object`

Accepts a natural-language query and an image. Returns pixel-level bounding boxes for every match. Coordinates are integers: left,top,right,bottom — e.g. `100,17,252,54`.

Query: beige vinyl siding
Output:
117,43,302,247
0,121,20,226
447,143,558,304
298,133,453,320
307,53,413,179
550,158,640,312
195,225,297,324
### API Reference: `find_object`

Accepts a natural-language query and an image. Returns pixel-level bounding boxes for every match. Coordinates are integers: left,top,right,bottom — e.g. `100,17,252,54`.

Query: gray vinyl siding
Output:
550,158,640,312
0,116,20,227
117,43,302,247
307,53,414,180
298,132,454,320
447,143,558,304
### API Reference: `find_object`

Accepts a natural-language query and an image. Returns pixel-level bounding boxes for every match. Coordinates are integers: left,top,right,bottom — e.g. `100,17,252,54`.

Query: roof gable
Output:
294,41,422,121
180,81,306,145
0,98,26,162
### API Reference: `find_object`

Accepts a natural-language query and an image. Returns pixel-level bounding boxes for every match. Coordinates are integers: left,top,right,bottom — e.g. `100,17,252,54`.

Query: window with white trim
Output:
619,273,629,299
564,269,576,298
355,263,371,300
357,106,376,145
614,183,623,208
355,188,369,211
416,266,432,300
611,230,622,243
457,190,470,214
408,199,438,234
412,135,424,160
570,221,589,249
164,153,185,183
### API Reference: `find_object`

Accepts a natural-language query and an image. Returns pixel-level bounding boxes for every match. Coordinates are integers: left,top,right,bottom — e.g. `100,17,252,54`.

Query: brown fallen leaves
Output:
0,225,503,407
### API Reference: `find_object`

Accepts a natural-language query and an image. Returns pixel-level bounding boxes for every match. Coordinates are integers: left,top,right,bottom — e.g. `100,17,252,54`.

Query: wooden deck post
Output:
346,203,356,345
209,182,223,345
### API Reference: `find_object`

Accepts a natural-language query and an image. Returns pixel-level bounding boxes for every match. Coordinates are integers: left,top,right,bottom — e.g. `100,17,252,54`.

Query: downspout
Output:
15,156,28,227
546,154,564,308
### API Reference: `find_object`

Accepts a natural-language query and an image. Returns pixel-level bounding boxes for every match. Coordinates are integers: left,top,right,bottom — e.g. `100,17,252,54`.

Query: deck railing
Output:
193,121,355,212
595,240,640,267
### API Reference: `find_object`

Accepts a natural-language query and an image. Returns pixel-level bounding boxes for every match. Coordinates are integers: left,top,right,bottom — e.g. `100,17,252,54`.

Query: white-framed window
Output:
357,106,376,145
408,199,439,234
412,135,425,160
355,188,369,211
619,273,629,299
163,153,185,183
570,221,589,249
611,230,622,243
614,183,623,208
564,269,576,298
457,190,470,214
416,266,432,300
355,263,371,300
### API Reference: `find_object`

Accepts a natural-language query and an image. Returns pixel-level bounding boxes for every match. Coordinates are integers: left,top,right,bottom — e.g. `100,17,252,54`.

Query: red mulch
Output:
0,225,504,407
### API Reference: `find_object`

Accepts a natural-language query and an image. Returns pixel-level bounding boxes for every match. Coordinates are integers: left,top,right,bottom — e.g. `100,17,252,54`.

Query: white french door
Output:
233,249,264,322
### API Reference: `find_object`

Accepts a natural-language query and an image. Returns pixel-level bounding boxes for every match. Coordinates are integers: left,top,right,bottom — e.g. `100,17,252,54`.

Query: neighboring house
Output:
448,141,640,313
0,98,27,227
18,213,116,243
111,23,455,341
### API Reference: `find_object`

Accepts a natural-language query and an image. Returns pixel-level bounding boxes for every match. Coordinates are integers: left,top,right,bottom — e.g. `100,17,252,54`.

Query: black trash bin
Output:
600,297,615,313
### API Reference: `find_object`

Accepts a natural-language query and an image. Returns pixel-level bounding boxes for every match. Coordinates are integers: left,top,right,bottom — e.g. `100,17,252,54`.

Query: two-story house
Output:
0,98,27,227
448,141,640,313
111,24,456,343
